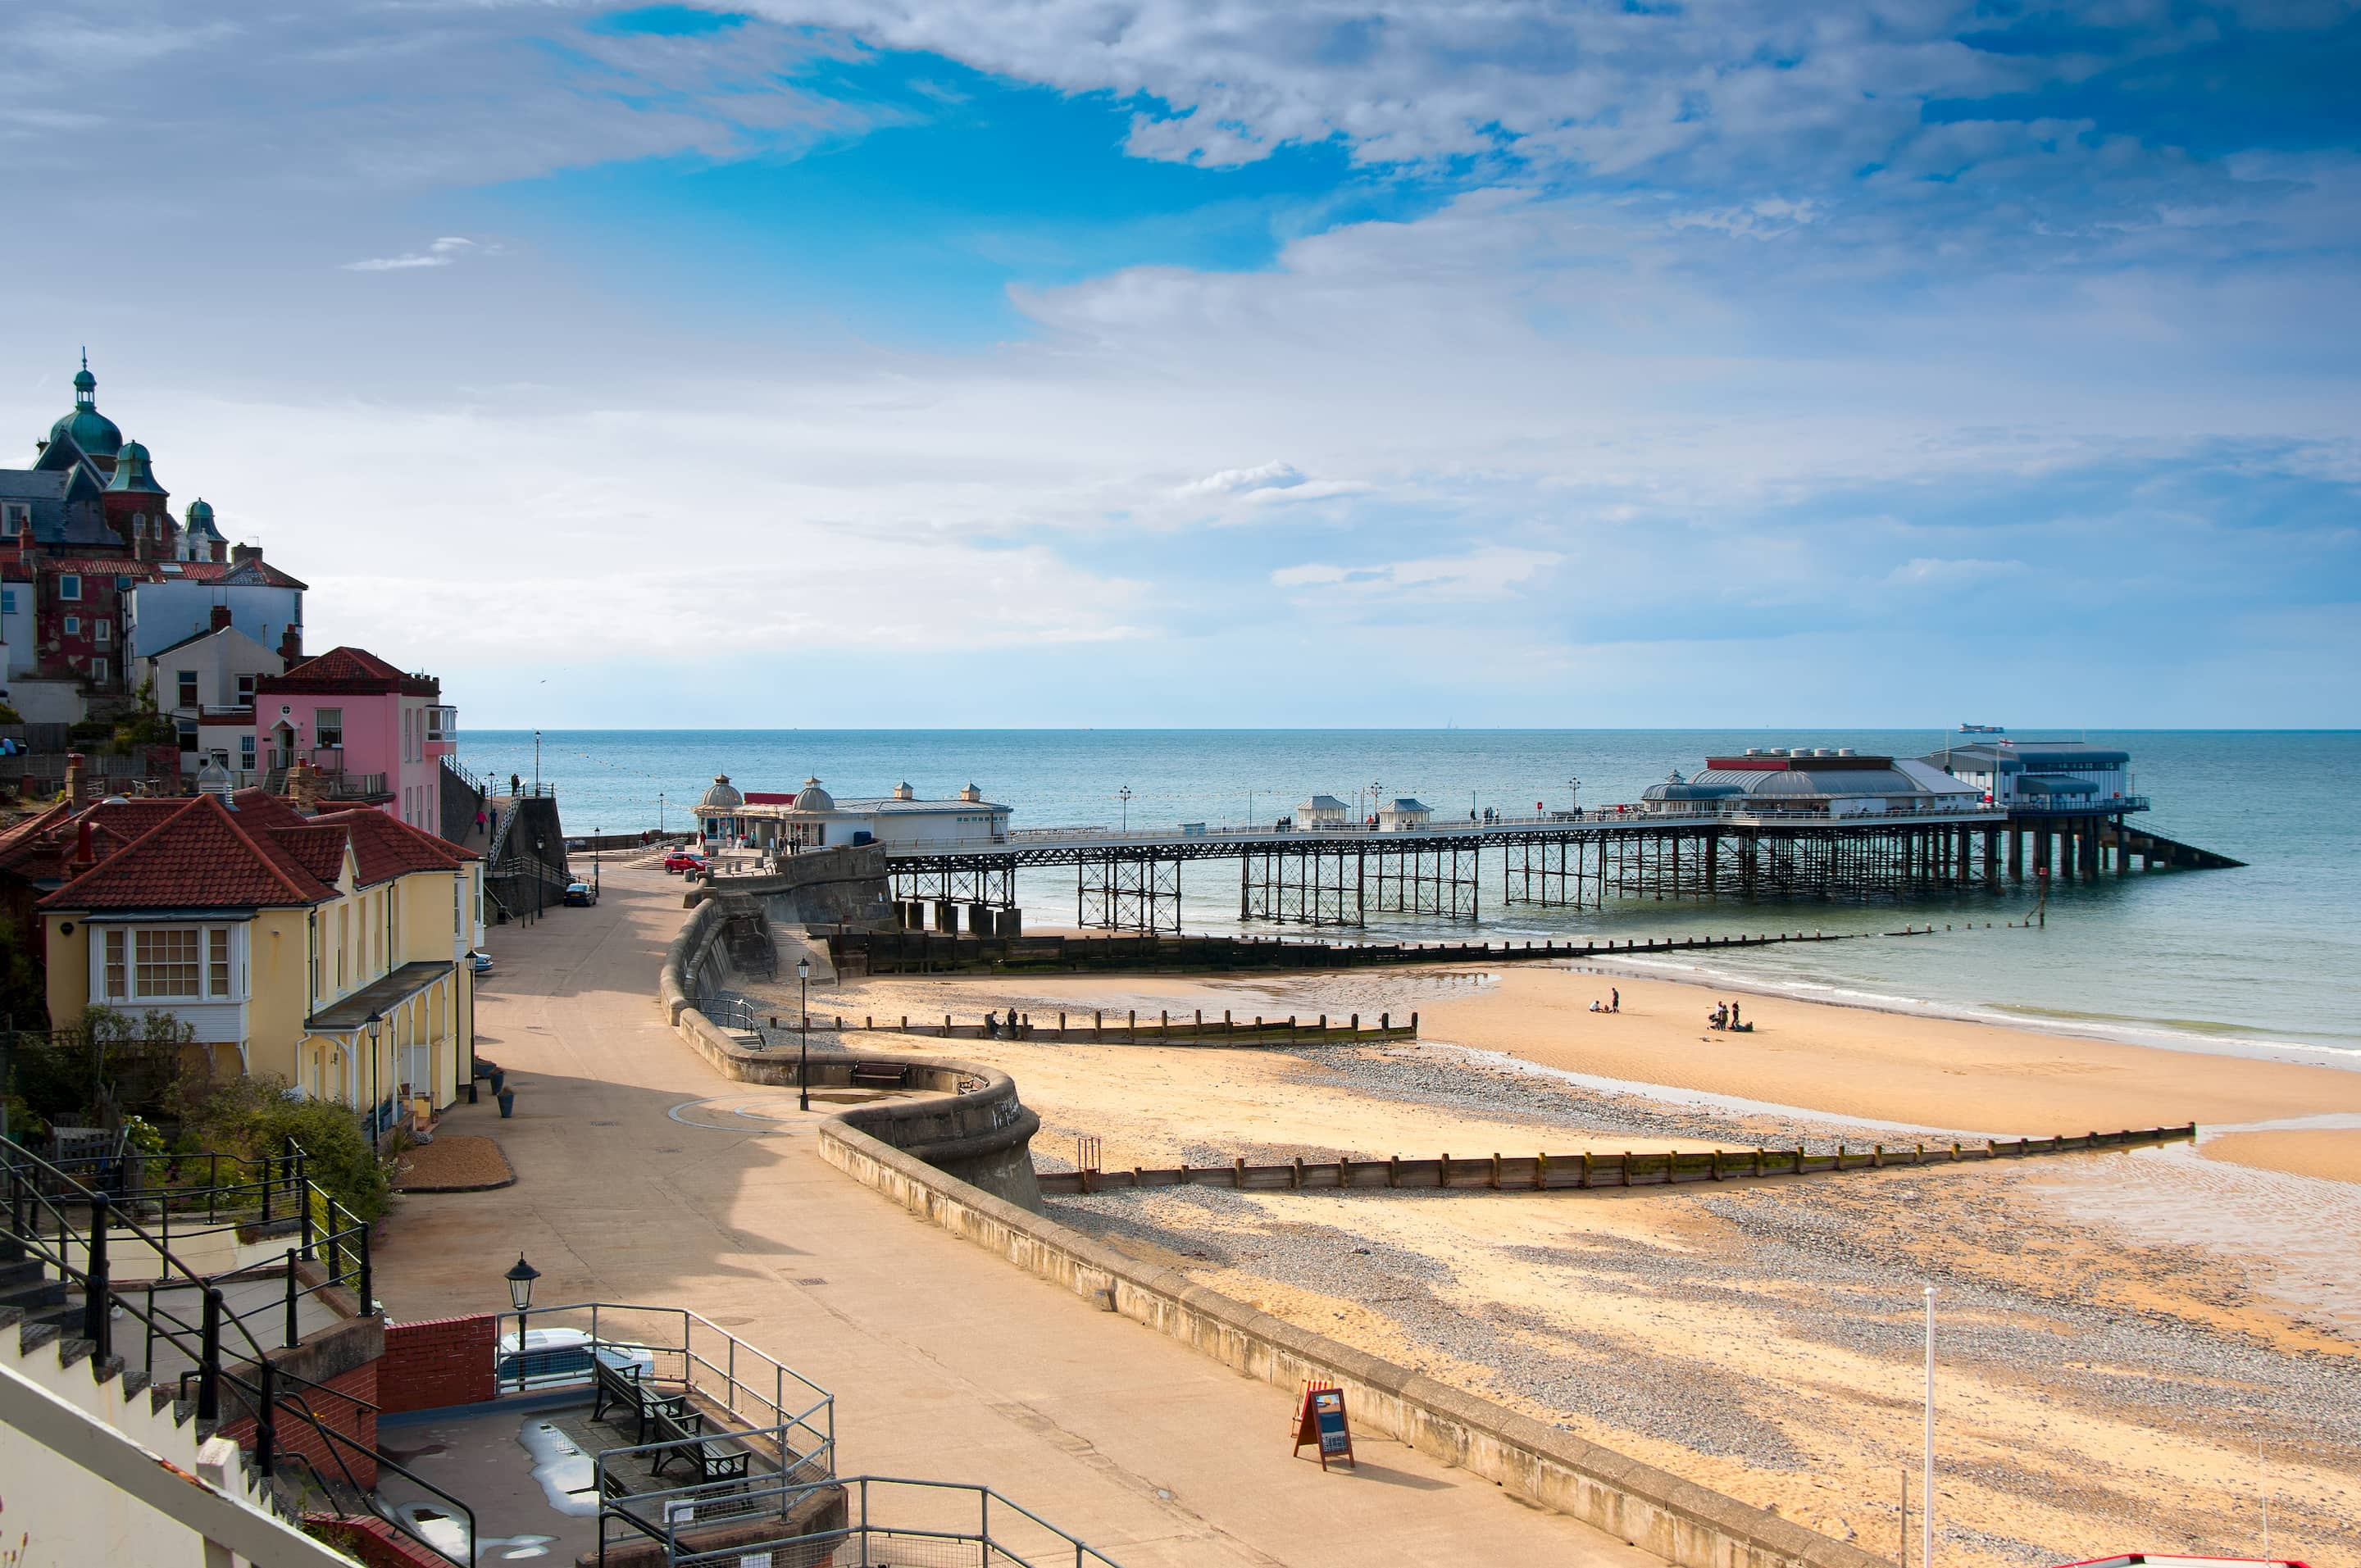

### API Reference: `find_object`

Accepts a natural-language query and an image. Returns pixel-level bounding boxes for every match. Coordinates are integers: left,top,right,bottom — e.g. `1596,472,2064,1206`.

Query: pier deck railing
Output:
885,800,2010,857
1039,1125,2200,1196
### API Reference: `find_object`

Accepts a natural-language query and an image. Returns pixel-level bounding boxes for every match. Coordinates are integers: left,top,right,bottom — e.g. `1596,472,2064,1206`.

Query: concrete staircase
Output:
1,1298,276,1516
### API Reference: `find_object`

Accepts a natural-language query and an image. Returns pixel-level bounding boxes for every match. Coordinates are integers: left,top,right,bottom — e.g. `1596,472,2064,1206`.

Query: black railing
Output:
1,1133,467,1563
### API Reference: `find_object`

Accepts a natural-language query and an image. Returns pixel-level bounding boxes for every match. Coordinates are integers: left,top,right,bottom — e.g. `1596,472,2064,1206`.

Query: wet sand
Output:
2201,1128,2361,1184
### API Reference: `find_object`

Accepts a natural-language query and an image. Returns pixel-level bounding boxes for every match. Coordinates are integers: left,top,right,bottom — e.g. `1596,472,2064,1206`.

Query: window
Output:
0,589,14,615
89,658,107,685
134,928,201,999
236,673,256,705
103,930,127,1000
62,616,79,636
132,513,146,536
178,670,199,709
315,707,343,748
208,929,230,998
1,504,24,534
177,719,198,754
58,575,80,601
94,618,110,646
239,734,255,766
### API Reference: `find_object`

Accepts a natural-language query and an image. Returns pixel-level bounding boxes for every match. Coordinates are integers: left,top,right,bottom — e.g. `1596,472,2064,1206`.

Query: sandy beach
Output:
732,948,2360,1568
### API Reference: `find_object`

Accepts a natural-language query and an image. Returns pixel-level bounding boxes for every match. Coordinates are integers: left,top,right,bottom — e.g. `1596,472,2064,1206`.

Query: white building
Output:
1919,739,2139,812
1296,794,1350,829
695,776,1012,851
1376,797,1432,831
135,620,284,777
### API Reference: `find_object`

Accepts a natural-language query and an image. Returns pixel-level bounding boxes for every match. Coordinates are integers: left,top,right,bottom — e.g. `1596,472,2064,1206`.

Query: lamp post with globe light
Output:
503,1254,539,1391
797,957,812,1112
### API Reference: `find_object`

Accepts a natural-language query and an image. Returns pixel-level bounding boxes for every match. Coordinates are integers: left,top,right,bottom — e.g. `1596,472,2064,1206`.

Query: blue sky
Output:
1,0,2355,726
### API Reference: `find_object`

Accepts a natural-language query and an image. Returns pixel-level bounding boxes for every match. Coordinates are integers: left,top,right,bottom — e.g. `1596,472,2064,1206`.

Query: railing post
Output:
83,1192,110,1358
259,1152,273,1227
255,1357,276,1478
198,1288,223,1421
299,1171,314,1262
357,1225,374,1318
284,1248,302,1348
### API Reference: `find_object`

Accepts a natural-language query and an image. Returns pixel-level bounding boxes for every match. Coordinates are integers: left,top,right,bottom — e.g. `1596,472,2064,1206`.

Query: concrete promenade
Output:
371,866,1664,1568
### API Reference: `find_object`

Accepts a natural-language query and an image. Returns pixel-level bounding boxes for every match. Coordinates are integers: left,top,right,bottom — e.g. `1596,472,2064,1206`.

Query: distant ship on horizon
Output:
1957,722,2007,734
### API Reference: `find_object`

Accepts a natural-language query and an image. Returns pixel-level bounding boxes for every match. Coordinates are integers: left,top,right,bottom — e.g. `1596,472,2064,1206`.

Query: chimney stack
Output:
279,623,302,664
232,544,260,566
63,751,85,804
72,816,94,875
210,603,234,633
287,760,320,815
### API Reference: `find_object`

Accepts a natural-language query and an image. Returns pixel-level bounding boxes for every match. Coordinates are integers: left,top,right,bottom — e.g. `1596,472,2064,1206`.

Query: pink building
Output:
253,646,457,833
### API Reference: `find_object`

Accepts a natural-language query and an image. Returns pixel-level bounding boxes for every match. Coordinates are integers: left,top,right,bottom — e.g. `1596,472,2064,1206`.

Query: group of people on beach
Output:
1708,1000,1752,1033
1589,987,1621,1014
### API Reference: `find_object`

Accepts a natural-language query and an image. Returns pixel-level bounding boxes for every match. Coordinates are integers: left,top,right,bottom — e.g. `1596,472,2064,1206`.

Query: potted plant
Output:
497,1085,516,1118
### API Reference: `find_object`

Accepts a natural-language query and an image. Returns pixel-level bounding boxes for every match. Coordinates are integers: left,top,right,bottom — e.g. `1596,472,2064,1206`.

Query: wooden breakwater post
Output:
1033,1125,2198,1197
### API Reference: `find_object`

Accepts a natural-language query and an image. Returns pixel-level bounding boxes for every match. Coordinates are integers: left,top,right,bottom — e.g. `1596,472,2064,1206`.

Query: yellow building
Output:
39,789,482,1129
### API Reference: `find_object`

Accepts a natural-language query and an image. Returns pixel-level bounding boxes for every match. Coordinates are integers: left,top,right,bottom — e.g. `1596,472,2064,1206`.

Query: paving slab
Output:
371,867,1668,1568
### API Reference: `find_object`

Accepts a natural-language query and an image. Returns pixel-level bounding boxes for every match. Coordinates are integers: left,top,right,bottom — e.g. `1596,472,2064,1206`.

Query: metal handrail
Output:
677,1475,1124,1568
2,1134,471,1564
877,802,2013,856
498,1300,833,1451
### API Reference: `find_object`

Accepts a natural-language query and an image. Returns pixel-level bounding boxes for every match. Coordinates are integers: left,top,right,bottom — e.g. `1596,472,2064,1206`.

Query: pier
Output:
885,807,2045,932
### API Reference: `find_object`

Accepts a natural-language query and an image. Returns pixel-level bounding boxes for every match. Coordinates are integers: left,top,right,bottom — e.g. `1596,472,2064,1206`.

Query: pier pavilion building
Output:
1640,749,1980,817
696,775,1012,852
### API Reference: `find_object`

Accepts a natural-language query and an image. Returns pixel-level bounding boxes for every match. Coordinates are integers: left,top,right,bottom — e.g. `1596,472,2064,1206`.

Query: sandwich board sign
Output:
1292,1381,1355,1470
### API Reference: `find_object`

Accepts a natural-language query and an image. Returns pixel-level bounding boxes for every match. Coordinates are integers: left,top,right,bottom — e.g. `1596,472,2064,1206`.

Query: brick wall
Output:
221,1359,379,1488
379,1313,497,1413
307,1516,458,1568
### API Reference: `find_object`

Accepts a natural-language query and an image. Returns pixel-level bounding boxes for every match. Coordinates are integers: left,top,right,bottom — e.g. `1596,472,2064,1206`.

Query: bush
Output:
175,1070,395,1223
9,1007,198,1139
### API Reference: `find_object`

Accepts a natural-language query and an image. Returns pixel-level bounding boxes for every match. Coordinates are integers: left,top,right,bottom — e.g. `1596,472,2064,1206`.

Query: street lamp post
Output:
1569,775,1581,816
1922,1284,1936,1568
796,957,812,1112
503,1254,539,1392
1118,785,1132,832
658,792,666,834
1370,781,1381,828
534,730,541,794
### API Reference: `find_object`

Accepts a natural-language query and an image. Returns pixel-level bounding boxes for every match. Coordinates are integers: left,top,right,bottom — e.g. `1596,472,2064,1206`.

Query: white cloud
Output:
341,235,497,272
1886,557,2032,587
1272,547,1563,602
342,254,452,272
1176,460,1304,498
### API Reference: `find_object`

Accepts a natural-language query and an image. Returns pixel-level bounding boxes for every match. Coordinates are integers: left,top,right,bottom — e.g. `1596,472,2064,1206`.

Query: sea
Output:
461,729,2361,1067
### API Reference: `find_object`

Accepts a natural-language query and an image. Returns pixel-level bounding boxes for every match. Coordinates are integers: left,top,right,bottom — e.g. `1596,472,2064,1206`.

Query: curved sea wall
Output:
817,1118,1890,1568
657,898,1042,1209
686,843,894,929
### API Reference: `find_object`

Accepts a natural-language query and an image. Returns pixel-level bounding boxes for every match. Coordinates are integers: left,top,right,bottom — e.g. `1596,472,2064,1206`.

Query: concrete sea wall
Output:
817,1118,1890,1568
658,898,1043,1208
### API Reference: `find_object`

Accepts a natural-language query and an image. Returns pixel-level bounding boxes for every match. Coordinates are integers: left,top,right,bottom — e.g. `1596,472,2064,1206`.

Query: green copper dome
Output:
184,498,223,536
51,352,122,461
105,438,163,493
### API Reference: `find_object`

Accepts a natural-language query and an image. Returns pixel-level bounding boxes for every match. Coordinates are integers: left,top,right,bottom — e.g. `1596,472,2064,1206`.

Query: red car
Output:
663,850,707,875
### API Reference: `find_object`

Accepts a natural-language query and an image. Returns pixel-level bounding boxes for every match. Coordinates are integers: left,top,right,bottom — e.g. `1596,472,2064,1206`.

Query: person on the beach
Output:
984,1010,999,1039
1611,987,1620,1012
1730,1001,1741,1029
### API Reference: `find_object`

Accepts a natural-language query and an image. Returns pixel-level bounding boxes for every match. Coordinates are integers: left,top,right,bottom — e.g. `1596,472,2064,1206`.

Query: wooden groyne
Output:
763,1008,1419,1048
1036,1124,2198,1196
830,924,1947,978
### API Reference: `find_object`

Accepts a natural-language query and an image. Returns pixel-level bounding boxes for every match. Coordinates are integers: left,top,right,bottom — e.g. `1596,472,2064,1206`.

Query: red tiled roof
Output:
308,808,474,879
257,644,438,698
286,646,405,683
0,799,193,881
267,824,353,889
229,788,310,830
743,792,797,806
39,795,334,911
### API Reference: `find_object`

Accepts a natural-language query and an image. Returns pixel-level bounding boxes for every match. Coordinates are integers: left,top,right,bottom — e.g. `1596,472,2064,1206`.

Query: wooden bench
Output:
648,1403,751,1487
849,1062,909,1089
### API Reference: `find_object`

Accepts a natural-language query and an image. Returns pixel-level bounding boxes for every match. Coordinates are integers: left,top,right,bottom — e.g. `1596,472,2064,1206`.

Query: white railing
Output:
886,801,2008,855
